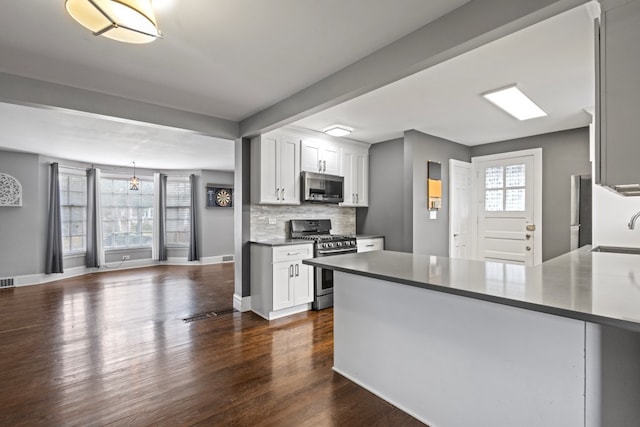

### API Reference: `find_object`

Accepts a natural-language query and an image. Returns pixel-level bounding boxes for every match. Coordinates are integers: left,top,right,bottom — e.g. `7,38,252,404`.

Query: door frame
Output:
471,148,543,265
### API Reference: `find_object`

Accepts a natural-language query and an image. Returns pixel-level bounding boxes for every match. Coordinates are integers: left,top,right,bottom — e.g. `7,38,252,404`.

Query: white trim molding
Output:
233,294,252,312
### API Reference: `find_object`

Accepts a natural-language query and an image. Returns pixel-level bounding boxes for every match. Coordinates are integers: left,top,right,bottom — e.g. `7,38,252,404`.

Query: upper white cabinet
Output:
597,0,640,193
251,132,301,205
340,145,369,207
301,139,340,175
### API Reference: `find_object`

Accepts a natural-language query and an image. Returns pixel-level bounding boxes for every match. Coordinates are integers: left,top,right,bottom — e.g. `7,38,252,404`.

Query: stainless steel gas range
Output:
289,219,357,310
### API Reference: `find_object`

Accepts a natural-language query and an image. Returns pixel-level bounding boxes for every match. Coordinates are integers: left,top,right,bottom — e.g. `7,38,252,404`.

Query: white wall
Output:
593,186,640,247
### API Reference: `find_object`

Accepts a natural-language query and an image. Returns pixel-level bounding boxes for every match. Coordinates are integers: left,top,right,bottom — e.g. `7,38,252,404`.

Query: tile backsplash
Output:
251,204,356,241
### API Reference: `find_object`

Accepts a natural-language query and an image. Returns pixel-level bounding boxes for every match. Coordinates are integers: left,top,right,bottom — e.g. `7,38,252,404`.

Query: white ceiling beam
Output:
239,0,591,138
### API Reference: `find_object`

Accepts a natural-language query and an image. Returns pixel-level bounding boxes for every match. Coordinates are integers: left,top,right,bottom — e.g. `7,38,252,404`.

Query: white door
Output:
473,149,542,266
449,159,472,259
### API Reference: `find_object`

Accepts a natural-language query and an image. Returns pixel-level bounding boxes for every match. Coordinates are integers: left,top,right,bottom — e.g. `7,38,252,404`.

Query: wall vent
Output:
0,278,15,288
222,255,234,262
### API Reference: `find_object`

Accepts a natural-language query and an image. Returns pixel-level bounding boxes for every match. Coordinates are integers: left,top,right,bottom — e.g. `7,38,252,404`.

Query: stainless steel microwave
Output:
301,171,344,203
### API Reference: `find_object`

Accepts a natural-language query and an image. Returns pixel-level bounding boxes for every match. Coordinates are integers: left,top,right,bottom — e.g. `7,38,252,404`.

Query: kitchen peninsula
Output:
304,248,640,427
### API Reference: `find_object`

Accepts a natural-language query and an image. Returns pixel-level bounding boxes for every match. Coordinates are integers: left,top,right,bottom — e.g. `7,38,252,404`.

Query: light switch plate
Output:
429,211,437,220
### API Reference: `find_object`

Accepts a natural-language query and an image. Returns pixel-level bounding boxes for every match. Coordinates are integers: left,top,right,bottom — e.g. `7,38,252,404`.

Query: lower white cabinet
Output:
357,237,384,253
251,243,314,320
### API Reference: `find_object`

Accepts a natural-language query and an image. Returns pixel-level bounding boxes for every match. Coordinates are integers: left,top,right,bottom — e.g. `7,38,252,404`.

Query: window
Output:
101,177,154,249
166,178,191,246
59,169,87,254
484,164,526,212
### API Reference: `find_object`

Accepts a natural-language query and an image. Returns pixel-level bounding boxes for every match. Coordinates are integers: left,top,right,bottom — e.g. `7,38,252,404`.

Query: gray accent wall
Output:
0,151,46,277
357,132,472,255
356,138,409,252
0,149,235,280
471,127,591,261
406,130,472,256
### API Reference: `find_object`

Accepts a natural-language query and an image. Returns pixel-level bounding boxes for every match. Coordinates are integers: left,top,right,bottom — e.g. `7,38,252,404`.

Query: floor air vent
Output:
222,255,234,262
182,308,238,323
0,278,15,288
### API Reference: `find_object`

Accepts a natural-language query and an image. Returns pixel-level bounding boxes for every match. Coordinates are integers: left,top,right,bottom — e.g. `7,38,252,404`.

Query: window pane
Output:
59,171,87,254
485,167,503,189
505,164,526,187
506,189,526,211
69,176,85,192
100,177,153,249
485,190,503,212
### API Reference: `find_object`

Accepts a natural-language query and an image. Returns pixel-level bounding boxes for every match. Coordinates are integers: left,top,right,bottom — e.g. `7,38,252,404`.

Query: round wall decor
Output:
0,173,22,207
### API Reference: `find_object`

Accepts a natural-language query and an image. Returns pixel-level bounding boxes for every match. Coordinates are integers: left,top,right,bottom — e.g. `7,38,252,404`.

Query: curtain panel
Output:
85,168,104,268
45,163,64,274
188,174,200,261
153,173,168,261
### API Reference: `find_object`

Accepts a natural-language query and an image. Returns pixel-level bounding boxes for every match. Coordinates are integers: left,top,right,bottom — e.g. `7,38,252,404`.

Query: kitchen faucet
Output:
628,211,640,230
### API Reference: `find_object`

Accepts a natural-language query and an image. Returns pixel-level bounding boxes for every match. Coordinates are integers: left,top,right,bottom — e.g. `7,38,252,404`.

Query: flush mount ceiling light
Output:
65,0,161,44
323,125,353,137
130,161,139,190
482,85,547,121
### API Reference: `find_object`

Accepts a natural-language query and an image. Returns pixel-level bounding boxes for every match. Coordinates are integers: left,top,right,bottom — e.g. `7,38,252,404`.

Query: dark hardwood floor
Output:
0,264,425,426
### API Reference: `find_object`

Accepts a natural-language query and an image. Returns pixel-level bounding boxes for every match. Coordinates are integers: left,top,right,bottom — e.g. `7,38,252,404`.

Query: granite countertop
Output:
250,239,314,247
303,246,640,333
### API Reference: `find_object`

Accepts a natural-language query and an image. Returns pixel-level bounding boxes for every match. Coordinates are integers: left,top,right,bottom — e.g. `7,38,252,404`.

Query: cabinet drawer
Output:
272,244,313,262
357,238,384,253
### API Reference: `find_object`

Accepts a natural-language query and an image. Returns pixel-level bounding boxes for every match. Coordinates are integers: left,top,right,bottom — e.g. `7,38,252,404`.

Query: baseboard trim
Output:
233,294,252,312
14,255,235,287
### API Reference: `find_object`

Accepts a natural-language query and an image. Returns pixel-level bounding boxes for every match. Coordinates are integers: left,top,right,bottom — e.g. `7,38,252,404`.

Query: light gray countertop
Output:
355,234,385,240
249,239,313,247
303,246,640,333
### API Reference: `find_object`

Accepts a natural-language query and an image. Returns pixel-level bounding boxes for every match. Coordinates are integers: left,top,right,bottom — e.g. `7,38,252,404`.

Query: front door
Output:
473,149,541,266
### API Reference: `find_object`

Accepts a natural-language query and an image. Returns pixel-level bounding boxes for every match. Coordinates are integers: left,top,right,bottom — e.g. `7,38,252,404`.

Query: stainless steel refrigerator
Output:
570,174,592,250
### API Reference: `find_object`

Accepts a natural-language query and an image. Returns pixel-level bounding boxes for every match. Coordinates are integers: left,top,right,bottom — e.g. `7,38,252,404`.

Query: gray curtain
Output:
153,173,168,261
188,174,200,261
86,168,99,268
45,163,64,274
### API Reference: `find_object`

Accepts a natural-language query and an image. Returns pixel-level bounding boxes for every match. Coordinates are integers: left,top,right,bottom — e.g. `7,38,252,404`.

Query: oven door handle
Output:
316,249,357,256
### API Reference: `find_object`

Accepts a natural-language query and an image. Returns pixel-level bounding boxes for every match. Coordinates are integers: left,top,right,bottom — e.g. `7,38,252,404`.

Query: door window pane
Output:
505,189,526,211
485,190,503,212
506,164,526,187
485,167,503,189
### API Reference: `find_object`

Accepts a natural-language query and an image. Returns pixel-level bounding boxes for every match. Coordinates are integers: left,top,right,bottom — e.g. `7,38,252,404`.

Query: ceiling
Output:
293,3,596,145
0,1,596,169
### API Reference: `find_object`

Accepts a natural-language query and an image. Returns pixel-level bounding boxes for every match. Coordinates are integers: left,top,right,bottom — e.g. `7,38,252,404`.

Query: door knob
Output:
526,224,536,232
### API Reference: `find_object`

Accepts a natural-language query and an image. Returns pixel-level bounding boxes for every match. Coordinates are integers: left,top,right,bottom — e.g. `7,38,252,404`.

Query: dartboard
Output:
215,188,232,207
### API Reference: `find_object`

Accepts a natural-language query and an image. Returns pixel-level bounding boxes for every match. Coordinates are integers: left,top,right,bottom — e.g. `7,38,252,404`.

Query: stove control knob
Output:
337,242,343,247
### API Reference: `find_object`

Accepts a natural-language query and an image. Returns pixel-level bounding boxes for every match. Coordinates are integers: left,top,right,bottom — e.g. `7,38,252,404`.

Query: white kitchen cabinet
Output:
301,138,340,175
340,145,369,207
250,243,314,320
251,132,300,204
596,0,640,193
357,237,384,253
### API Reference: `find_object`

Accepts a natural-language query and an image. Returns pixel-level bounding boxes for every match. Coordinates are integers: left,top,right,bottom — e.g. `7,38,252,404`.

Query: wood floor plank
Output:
0,264,425,426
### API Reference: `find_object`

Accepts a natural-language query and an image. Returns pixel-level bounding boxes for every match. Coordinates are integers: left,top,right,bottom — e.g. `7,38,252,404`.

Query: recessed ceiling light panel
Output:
323,125,353,137
482,85,547,121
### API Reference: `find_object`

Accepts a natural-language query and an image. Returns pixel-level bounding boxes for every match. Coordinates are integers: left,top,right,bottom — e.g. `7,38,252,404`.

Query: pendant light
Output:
65,0,161,44
130,162,140,191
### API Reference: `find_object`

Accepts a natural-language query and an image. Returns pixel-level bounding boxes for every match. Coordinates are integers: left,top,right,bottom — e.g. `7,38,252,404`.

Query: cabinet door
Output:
322,144,341,175
354,151,368,206
342,151,355,205
278,135,301,204
292,261,314,305
301,140,323,172
260,135,280,204
273,262,293,310
599,0,640,187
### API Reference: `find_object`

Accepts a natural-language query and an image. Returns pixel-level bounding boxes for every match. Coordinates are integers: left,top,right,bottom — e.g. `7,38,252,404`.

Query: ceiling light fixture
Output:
482,85,547,121
65,0,162,44
323,125,353,137
130,161,139,191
